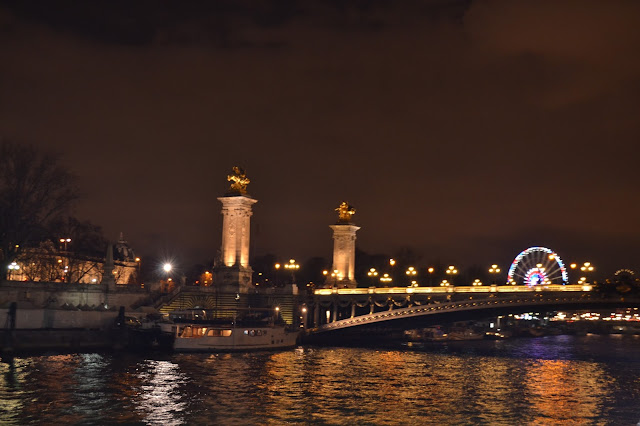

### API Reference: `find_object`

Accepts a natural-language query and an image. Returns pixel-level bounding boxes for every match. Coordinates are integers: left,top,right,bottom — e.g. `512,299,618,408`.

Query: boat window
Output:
180,326,210,338
207,329,232,337
243,329,265,337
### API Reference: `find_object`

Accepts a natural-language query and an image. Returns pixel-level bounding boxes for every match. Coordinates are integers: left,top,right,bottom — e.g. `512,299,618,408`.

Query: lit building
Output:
7,234,138,285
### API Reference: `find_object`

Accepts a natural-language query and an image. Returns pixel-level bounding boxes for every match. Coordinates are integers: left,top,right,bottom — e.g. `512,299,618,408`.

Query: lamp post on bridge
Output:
330,269,342,288
489,264,501,285
284,258,300,285
367,268,379,286
446,265,458,285
405,266,417,286
380,273,392,286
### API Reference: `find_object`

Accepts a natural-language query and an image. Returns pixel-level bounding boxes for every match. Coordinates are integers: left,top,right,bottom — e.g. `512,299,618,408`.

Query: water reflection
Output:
525,360,609,424
1,335,639,424
136,360,189,425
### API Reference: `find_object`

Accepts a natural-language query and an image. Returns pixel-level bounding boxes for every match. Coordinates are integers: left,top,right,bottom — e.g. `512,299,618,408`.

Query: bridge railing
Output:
314,284,592,296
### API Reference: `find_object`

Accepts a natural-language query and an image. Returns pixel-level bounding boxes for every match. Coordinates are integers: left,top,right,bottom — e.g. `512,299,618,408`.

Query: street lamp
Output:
330,269,342,288
405,266,417,286
472,279,483,286
163,263,172,273
446,265,458,285
59,238,71,251
135,257,141,282
284,258,300,284
580,262,594,272
428,267,434,286
274,263,281,286
579,262,594,283
59,238,71,276
489,264,501,284
380,273,392,286
367,268,379,286
440,279,450,287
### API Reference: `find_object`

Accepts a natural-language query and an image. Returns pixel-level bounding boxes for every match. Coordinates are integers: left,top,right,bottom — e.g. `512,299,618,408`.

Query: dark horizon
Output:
1,1,639,278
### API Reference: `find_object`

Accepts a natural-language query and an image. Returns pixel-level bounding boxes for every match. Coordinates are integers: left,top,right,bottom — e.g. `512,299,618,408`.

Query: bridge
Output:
303,284,640,343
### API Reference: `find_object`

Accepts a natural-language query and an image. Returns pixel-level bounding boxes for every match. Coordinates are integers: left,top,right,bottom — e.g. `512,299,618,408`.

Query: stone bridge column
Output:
325,201,360,289
214,194,257,294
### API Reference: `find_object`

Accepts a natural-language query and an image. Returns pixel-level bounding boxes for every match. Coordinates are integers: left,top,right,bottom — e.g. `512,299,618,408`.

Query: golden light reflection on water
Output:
1,336,640,424
525,360,609,425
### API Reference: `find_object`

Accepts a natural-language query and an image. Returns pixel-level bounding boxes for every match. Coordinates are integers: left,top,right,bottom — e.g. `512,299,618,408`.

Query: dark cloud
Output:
465,0,640,106
0,1,638,277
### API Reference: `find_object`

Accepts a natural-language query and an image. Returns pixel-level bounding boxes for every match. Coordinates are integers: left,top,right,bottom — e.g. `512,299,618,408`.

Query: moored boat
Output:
163,309,300,352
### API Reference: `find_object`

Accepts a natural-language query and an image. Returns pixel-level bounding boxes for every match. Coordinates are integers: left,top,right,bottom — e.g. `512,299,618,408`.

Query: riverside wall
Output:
0,280,155,309
0,308,119,329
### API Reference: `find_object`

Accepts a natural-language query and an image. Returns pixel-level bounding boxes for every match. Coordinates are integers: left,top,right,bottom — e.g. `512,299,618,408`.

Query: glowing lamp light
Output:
163,263,172,272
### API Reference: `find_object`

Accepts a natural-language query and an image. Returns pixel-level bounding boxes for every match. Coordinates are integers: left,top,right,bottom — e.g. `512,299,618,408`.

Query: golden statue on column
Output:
227,166,250,195
336,201,355,223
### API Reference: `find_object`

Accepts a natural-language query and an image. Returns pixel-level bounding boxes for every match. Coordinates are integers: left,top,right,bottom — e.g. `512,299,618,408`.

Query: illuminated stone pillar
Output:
329,224,360,288
219,195,257,268
215,195,256,293
213,167,257,294
327,202,360,288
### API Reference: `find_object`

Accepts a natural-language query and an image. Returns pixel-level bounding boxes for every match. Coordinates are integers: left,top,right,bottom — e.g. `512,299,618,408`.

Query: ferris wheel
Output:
507,246,568,286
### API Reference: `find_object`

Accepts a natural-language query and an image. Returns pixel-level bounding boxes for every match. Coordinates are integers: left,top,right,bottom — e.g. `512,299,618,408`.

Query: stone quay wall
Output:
0,308,119,329
0,280,154,310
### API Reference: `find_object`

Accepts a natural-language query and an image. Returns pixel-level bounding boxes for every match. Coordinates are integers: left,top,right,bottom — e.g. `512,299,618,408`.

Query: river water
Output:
1,334,640,425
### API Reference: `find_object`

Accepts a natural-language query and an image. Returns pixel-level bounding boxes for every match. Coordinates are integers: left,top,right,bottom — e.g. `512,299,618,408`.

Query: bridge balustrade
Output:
306,284,599,331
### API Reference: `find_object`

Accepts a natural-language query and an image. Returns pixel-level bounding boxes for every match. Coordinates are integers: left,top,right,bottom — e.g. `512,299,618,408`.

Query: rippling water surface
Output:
2,334,640,425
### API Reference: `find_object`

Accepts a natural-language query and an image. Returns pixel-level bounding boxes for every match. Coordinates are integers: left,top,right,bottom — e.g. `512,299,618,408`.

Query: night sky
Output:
1,1,639,278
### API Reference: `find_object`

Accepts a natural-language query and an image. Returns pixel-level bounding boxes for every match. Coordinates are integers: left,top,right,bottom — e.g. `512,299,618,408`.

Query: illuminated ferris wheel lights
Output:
507,246,568,286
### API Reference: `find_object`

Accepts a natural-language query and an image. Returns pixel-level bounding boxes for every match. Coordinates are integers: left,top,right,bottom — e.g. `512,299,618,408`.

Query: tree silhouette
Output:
0,140,80,277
